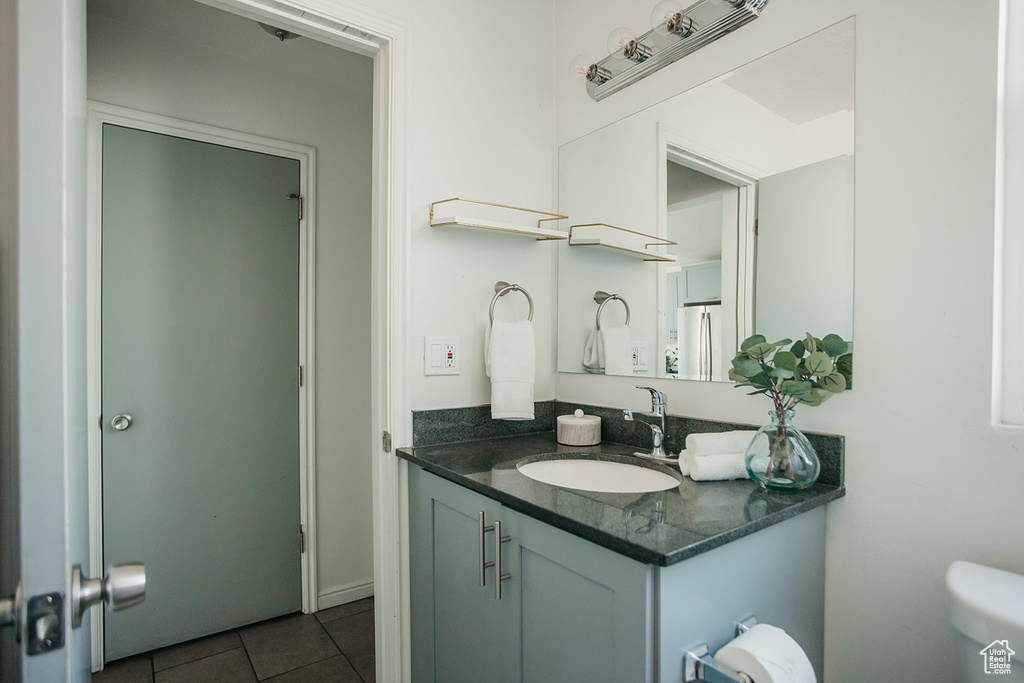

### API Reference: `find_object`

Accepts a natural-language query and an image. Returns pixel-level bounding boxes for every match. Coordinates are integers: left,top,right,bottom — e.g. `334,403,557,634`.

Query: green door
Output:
100,124,302,660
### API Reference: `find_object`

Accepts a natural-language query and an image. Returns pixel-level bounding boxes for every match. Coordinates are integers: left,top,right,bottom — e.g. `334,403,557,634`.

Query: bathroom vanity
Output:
399,432,843,682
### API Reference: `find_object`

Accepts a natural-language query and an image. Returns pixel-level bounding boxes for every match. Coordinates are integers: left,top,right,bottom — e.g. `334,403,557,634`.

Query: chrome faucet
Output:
623,385,668,460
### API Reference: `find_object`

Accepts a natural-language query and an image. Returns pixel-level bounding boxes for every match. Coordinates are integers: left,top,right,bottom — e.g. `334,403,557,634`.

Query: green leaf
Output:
790,339,806,358
822,334,848,358
770,339,793,347
836,353,853,375
746,343,777,361
773,351,798,372
804,351,834,376
740,334,767,352
731,359,763,378
799,388,831,407
804,333,817,354
778,379,812,396
820,372,848,393
728,369,748,384
744,372,774,390
770,367,796,380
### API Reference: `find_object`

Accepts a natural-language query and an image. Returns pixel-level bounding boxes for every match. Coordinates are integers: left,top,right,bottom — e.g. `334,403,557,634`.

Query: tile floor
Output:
92,598,374,682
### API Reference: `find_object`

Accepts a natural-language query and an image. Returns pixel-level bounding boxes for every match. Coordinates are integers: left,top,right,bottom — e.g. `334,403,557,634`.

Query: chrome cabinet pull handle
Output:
493,520,511,600
478,512,495,587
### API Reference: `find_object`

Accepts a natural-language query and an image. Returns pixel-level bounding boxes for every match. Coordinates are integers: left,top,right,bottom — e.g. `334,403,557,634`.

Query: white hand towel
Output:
685,430,756,458
485,319,535,420
582,328,604,374
601,324,634,376
682,451,749,481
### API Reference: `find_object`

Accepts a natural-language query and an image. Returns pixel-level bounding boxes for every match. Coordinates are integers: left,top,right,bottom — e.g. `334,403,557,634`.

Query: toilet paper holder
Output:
684,616,758,683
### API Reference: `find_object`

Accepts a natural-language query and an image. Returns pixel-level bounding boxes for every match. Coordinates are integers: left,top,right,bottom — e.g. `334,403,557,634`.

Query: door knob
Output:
111,413,133,431
71,563,146,628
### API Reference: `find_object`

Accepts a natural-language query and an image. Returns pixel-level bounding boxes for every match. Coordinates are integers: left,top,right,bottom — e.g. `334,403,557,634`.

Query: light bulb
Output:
606,26,652,63
568,54,611,84
569,54,594,78
651,0,697,37
606,26,637,60
650,0,683,34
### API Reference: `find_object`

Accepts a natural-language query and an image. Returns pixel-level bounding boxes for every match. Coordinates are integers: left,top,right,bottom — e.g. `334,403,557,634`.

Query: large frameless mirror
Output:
557,19,855,381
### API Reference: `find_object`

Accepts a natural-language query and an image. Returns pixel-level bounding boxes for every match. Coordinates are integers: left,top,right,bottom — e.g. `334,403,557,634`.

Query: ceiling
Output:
87,0,372,89
720,20,855,125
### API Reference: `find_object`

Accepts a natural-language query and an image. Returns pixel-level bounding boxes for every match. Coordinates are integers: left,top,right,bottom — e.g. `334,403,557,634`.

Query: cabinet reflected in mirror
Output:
557,19,855,381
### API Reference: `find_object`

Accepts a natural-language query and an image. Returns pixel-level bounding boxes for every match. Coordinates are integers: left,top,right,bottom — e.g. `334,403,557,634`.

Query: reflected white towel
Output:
485,320,535,420
679,450,749,481
581,325,633,375
582,328,603,373
602,324,633,376
685,430,756,458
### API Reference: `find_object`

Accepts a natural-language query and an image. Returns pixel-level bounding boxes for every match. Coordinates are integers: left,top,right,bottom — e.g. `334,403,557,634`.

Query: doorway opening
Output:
83,0,407,674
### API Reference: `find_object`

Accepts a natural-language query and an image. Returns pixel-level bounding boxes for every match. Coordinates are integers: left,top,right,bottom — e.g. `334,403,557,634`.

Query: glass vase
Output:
744,409,820,490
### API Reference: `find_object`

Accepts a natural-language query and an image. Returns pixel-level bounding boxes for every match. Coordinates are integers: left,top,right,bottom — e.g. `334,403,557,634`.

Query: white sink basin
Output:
516,457,681,493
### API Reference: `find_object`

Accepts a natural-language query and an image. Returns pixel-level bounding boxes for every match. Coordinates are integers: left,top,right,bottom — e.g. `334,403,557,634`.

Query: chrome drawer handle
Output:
478,511,493,587
493,520,511,601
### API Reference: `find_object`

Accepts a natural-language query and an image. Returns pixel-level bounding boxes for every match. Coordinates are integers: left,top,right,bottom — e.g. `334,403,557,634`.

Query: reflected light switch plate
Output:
631,341,649,375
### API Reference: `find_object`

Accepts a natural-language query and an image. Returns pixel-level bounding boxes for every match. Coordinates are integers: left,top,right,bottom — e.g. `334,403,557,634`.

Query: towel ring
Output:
490,281,534,324
594,291,630,330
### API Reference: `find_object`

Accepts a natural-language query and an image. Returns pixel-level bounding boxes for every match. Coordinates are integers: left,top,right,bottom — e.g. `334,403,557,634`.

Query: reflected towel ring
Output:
490,281,534,324
594,291,630,330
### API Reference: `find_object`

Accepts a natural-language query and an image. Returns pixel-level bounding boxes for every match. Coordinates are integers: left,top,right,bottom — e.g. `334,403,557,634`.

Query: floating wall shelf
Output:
568,223,678,262
430,198,569,241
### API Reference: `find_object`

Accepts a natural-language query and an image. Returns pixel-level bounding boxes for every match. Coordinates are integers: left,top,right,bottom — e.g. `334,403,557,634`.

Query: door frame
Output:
168,1,415,680
85,102,320,666
656,124,763,362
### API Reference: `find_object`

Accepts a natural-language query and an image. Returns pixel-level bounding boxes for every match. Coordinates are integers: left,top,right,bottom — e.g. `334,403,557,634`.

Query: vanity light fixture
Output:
572,0,769,101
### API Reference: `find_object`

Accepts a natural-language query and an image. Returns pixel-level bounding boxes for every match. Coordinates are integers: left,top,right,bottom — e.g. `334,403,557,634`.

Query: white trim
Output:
994,0,1024,427
85,103,320,668
198,2,414,680
656,125,760,374
317,579,375,609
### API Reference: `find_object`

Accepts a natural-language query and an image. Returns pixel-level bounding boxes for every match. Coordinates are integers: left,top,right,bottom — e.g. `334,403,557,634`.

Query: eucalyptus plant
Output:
729,333,853,413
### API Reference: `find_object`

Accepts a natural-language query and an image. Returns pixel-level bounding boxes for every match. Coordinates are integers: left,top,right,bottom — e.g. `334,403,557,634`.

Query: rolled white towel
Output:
680,450,749,481
685,430,756,458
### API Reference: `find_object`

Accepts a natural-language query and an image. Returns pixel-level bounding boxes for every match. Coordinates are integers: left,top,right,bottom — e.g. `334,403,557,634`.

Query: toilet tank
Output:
947,561,1024,682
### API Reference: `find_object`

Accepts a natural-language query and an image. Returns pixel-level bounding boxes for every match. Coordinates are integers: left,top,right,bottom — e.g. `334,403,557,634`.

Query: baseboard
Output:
317,579,375,610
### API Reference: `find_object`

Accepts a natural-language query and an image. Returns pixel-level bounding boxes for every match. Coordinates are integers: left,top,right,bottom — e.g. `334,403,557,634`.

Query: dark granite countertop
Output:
397,431,845,567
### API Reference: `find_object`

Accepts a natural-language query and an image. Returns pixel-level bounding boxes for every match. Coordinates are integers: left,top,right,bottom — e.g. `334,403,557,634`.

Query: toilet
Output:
947,561,1024,682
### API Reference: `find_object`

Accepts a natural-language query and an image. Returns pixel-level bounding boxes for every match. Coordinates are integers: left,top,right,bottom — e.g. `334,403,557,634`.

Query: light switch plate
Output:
424,336,459,375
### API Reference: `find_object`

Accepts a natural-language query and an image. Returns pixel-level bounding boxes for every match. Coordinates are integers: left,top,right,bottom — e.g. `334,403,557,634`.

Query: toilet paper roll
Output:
714,624,816,683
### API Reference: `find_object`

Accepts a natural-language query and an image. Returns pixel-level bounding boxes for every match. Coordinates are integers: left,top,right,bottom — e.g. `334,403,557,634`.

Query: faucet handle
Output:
635,385,666,407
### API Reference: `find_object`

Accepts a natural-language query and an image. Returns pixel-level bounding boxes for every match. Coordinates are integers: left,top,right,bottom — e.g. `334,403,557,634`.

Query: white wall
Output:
371,0,558,412
554,1,1020,681
86,2,375,605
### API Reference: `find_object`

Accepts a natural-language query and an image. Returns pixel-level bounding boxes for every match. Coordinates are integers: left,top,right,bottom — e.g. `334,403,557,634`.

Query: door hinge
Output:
297,366,303,388
382,430,392,453
299,526,305,554
288,193,304,221
754,219,759,236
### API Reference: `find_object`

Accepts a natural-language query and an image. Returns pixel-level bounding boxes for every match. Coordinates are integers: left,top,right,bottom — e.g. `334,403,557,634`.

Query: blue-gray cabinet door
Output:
509,508,654,683
408,466,507,682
